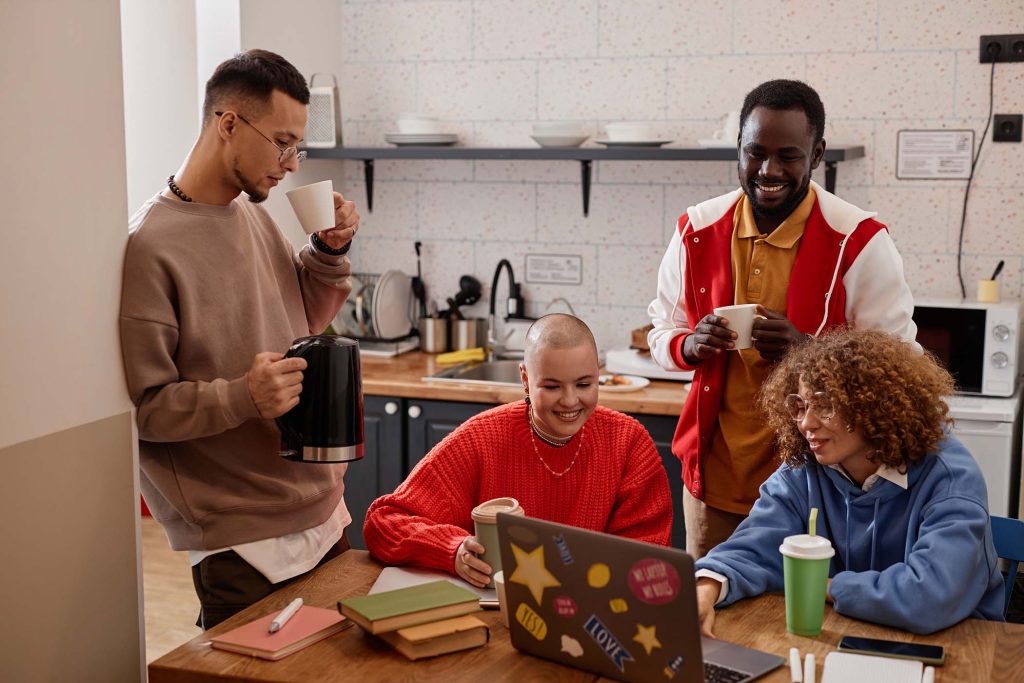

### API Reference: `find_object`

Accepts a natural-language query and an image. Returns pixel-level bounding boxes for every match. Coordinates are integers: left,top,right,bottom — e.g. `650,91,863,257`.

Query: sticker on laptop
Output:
587,562,611,588
583,614,635,673
627,558,681,605
609,598,629,613
553,595,577,618
560,634,584,658
632,623,662,655
506,524,539,545
553,533,574,564
663,655,685,679
509,543,561,605
515,602,548,640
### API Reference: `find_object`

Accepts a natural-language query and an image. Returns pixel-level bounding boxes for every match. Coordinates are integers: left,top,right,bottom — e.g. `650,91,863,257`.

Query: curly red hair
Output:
760,328,954,470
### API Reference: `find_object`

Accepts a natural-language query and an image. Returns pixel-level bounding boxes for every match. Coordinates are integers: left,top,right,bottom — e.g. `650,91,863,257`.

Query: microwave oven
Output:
912,299,1022,397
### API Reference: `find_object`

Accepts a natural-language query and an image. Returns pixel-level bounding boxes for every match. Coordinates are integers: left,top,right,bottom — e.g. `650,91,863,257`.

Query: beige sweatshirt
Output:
120,193,352,550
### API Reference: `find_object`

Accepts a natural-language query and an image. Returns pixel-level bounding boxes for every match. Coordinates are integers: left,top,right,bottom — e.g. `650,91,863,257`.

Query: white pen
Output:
268,597,303,633
922,666,935,683
789,647,803,683
803,653,815,683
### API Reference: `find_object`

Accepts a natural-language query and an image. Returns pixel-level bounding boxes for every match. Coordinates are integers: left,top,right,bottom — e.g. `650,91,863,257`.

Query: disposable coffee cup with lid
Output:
779,533,834,636
471,497,524,587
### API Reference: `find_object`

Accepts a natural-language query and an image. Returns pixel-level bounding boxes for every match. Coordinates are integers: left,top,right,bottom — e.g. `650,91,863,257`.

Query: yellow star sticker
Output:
508,543,561,605
633,623,662,656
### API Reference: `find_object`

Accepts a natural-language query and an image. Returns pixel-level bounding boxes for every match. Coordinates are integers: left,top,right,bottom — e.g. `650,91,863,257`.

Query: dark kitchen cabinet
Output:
347,395,406,549
631,413,685,550
405,399,496,471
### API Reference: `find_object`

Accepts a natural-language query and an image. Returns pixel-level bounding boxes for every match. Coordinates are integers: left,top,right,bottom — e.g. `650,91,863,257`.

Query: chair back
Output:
991,515,1024,616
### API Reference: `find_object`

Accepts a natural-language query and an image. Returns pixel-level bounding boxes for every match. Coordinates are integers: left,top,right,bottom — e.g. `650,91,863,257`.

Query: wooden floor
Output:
142,516,201,663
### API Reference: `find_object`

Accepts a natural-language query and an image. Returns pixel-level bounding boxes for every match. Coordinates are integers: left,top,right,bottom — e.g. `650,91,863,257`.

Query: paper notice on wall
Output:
525,254,583,285
896,130,974,180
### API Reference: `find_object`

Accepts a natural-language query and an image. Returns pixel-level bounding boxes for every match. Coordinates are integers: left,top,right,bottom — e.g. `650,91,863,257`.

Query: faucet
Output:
488,259,526,360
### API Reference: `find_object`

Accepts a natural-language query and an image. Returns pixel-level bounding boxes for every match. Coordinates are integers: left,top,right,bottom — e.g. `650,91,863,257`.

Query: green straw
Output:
808,507,818,536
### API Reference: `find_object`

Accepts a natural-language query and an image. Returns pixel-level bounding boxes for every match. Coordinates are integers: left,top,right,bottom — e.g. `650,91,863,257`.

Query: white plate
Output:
530,134,588,148
696,139,737,148
598,374,651,392
594,139,673,147
373,269,413,339
385,133,458,142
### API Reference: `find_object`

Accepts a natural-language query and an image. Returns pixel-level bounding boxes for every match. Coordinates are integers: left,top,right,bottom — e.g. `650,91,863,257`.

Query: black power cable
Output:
956,48,999,300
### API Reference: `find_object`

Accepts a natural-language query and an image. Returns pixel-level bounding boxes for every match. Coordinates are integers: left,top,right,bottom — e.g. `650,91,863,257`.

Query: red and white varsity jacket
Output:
647,181,918,501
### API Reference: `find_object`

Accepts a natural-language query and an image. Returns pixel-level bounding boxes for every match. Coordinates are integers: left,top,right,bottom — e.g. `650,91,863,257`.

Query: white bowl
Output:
532,122,584,137
531,134,588,148
397,117,443,134
605,122,655,142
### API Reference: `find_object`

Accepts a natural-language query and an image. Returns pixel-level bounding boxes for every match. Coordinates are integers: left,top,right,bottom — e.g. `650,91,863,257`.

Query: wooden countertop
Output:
359,351,688,417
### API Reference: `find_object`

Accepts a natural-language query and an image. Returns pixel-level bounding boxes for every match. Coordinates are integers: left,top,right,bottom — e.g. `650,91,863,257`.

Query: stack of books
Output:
338,580,489,660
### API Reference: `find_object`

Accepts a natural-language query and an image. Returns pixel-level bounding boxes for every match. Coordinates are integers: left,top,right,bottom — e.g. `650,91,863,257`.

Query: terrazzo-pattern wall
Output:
314,0,1024,352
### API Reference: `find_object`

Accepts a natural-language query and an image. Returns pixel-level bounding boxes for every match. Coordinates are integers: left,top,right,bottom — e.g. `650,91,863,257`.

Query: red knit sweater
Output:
363,401,672,574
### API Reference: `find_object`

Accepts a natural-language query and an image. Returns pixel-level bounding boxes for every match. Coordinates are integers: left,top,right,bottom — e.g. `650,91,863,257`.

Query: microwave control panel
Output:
982,305,1021,396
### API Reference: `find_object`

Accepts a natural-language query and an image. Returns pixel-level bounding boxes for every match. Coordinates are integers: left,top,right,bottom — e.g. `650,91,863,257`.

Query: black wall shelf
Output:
306,145,865,216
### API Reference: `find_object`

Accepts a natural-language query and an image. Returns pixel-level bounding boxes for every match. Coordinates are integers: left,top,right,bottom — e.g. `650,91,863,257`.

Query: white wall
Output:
121,0,199,215
0,0,143,680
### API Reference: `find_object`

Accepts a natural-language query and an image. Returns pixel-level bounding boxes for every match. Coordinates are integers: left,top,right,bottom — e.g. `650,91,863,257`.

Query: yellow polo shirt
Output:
703,187,816,515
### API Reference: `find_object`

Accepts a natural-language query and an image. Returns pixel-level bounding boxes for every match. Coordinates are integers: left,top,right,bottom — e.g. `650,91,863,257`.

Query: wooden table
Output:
149,551,1024,682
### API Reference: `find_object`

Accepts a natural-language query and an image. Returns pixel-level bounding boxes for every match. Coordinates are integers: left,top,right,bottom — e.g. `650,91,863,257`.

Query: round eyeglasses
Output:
783,392,835,422
215,111,307,165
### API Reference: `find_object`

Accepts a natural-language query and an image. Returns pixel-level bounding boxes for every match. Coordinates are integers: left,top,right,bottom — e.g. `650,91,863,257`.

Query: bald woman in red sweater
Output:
364,314,672,587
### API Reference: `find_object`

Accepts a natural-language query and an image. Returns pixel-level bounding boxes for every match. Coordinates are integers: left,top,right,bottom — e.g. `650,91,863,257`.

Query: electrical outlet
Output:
993,114,1023,142
979,34,1024,63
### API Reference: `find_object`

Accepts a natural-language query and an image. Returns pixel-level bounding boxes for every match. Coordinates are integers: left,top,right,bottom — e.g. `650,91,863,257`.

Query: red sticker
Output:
627,559,681,605
553,595,577,617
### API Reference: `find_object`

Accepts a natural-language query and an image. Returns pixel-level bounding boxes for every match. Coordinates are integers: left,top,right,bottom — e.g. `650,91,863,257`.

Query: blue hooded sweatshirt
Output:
695,435,1005,634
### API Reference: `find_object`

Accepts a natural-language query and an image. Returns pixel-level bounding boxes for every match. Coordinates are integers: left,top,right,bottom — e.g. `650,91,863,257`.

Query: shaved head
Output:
524,314,598,371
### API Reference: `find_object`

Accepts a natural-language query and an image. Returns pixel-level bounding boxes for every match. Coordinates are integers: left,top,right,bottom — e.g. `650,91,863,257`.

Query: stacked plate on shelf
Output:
530,122,588,148
386,114,458,146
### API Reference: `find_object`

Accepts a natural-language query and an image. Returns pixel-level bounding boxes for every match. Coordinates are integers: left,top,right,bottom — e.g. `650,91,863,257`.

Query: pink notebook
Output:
210,605,351,661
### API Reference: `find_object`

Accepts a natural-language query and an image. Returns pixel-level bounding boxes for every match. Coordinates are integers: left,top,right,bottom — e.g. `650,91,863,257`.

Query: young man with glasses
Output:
692,329,1004,636
120,49,360,628
647,80,918,559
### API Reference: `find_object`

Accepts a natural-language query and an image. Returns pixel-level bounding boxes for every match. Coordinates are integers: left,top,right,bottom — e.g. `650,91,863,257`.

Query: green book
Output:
338,580,481,634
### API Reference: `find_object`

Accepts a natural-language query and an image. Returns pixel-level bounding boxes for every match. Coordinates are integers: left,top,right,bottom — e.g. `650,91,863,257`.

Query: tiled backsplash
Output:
289,0,1024,352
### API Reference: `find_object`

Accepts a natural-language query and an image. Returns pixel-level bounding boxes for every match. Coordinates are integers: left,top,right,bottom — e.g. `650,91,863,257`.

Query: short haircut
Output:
202,49,309,124
740,79,826,145
525,314,598,361
760,328,954,471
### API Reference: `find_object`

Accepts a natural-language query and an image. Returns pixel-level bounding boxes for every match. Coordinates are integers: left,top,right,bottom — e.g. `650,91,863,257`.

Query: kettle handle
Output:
275,340,308,454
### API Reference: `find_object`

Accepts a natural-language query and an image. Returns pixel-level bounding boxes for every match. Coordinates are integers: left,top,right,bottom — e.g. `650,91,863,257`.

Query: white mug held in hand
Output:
713,303,766,350
712,110,741,142
286,179,335,235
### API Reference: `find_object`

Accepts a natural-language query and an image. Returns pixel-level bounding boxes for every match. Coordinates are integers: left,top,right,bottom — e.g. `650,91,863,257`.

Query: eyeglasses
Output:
783,392,835,422
215,111,307,165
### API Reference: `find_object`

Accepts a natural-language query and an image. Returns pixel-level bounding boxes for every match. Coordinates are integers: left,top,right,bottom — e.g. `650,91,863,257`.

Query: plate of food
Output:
597,374,650,392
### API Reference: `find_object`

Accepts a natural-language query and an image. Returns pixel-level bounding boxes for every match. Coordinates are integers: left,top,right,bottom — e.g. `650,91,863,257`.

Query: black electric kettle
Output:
277,335,364,463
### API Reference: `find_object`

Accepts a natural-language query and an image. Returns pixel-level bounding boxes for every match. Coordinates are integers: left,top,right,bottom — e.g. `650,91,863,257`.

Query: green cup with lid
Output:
779,533,835,636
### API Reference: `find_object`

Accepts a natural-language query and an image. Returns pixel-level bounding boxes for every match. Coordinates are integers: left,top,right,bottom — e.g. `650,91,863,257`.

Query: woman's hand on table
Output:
454,536,493,588
696,577,722,638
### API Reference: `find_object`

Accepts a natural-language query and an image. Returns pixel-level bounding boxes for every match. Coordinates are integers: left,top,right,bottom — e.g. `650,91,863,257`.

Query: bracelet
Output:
311,232,351,256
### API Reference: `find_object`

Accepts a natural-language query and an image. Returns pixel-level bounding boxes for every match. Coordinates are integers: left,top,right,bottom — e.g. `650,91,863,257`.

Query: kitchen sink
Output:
423,360,523,387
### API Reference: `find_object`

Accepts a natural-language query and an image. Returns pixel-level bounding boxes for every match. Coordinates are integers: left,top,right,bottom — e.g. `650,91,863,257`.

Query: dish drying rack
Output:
335,271,419,356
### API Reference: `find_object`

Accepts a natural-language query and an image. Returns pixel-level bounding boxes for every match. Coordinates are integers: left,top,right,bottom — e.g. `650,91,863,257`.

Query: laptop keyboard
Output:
704,661,749,683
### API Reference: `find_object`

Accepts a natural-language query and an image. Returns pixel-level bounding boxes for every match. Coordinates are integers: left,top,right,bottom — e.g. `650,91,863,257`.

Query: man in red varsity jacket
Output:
647,80,917,558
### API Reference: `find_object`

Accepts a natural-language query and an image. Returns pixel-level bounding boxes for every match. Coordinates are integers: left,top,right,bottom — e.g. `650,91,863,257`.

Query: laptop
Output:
497,514,785,683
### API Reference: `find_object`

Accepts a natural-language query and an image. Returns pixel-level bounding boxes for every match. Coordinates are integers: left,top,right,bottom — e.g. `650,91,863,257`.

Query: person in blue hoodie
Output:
694,327,1005,636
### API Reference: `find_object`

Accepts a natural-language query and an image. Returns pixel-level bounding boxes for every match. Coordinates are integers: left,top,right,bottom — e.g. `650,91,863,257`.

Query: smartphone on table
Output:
837,635,945,666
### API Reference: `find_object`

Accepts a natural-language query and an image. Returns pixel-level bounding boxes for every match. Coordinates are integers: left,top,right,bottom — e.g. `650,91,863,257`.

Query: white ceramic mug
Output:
285,180,335,235
713,303,765,350
712,110,741,142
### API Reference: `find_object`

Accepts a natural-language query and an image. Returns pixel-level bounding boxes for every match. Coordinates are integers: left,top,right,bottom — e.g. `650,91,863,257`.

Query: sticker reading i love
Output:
627,558,680,605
